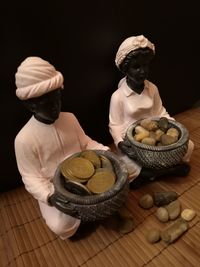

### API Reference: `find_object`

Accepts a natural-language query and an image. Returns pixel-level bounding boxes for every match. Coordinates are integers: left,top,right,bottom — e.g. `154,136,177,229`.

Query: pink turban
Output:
115,35,155,68
15,57,64,100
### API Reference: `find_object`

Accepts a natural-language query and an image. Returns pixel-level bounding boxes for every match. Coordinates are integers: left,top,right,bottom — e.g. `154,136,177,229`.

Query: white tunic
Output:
109,78,172,146
15,112,109,238
109,78,194,178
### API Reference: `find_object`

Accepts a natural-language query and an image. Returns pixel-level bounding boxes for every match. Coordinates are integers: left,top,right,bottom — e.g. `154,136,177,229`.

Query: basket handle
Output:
119,136,137,160
50,193,79,217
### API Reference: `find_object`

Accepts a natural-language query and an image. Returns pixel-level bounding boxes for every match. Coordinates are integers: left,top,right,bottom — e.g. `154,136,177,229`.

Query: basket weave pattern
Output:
53,150,129,222
126,119,189,169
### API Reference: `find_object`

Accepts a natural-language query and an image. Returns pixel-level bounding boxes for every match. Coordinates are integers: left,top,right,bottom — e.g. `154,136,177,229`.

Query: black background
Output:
1,0,199,191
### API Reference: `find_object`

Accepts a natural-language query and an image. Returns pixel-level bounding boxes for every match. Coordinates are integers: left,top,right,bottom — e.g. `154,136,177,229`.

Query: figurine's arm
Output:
14,138,54,204
109,94,126,147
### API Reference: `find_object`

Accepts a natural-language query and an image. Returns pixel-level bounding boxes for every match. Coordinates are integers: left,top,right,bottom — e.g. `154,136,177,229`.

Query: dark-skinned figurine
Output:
14,57,110,239
109,35,194,188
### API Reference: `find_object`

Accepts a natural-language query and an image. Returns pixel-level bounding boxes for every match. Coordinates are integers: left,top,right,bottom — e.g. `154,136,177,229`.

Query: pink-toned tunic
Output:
109,78,194,179
15,112,109,239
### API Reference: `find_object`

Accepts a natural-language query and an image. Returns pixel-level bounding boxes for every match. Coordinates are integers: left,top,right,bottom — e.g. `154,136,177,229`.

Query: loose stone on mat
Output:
155,207,169,222
118,218,135,234
166,200,181,220
181,209,196,221
153,191,178,207
145,229,161,243
161,218,189,244
139,194,154,209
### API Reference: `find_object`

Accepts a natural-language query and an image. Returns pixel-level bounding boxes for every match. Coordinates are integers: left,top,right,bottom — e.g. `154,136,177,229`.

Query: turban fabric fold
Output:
115,35,155,68
15,57,64,100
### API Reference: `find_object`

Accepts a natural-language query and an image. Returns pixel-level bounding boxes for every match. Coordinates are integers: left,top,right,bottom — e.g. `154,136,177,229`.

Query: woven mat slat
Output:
0,237,9,267
4,187,30,206
25,196,41,219
20,251,43,267
6,230,21,263
31,246,52,267
54,239,78,267
190,132,200,150
1,205,12,233
34,218,56,243
179,184,200,218
82,253,116,267
43,241,67,267
174,107,200,133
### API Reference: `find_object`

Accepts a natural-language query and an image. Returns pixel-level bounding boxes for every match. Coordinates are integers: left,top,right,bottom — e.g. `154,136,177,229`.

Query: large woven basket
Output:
126,119,189,169
53,150,129,222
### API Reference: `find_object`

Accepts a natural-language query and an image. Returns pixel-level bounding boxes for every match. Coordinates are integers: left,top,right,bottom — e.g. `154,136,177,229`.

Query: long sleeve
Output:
14,136,54,204
109,93,126,146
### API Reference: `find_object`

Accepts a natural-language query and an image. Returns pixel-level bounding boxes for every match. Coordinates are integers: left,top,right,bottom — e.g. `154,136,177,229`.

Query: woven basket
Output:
53,150,129,222
126,119,189,169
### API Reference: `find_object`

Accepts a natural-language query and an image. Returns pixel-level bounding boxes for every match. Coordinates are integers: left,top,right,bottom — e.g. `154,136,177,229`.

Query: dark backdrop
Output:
1,1,199,191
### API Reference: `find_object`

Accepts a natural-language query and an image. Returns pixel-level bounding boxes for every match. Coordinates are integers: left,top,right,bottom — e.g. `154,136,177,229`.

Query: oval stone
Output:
139,194,154,209
181,209,196,221
155,207,169,222
145,229,160,243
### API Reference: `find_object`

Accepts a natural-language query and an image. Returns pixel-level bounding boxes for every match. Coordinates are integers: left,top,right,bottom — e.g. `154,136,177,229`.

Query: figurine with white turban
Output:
109,35,194,188
14,56,109,239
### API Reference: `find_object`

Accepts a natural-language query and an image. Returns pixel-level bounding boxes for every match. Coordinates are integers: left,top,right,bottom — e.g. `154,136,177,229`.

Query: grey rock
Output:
153,191,178,206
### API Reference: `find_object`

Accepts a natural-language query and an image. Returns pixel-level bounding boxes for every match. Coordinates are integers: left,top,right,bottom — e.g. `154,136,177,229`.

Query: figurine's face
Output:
32,89,62,124
126,48,154,93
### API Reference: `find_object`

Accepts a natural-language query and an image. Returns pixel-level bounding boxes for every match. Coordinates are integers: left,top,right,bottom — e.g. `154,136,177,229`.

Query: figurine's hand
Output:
48,193,78,217
118,140,136,159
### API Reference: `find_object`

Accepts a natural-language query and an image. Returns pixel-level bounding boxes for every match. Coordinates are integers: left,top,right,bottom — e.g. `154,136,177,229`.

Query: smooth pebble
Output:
155,207,169,222
139,194,154,209
181,209,196,221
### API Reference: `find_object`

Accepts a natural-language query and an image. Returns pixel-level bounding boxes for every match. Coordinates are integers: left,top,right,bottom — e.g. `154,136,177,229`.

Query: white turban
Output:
15,57,64,100
115,35,155,68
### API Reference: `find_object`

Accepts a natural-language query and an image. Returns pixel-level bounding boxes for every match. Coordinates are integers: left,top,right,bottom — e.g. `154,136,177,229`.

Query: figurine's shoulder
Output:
118,77,126,88
111,77,126,97
144,80,158,92
56,112,82,129
15,118,36,147
59,112,78,123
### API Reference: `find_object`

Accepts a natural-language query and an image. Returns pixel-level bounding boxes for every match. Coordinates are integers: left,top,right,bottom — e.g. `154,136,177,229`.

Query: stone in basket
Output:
125,118,189,169
53,150,129,222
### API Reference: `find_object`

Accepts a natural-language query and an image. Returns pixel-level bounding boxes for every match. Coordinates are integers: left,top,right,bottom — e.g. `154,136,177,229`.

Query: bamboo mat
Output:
1,107,200,267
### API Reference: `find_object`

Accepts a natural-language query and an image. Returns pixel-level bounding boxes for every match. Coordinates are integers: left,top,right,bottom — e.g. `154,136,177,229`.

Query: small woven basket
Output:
53,150,129,222
126,119,189,169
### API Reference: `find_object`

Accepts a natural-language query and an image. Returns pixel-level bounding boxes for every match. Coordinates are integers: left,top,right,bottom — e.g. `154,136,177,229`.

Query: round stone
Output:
139,194,154,209
145,229,160,243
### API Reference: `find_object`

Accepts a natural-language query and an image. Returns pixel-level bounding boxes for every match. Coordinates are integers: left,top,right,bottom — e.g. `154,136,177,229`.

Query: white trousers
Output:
118,140,194,181
38,201,81,240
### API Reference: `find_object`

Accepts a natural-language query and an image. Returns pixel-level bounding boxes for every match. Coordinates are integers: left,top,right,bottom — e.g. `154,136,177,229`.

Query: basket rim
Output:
53,150,129,205
126,118,189,152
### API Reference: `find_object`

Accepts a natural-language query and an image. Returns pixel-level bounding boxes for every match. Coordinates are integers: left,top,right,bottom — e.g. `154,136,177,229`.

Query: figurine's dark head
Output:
22,89,62,124
15,57,64,124
115,35,155,93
